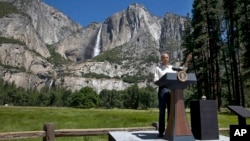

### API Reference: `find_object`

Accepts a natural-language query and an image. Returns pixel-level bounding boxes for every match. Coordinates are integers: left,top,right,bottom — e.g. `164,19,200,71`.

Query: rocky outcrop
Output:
160,13,186,60
0,14,50,58
0,43,53,74
2,71,49,90
55,23,102,61
0,43,54,90
11,0,82,44
60,77,130,94
101,4,161,51
67,61,125,78
54,3,187,63
0,0,188,93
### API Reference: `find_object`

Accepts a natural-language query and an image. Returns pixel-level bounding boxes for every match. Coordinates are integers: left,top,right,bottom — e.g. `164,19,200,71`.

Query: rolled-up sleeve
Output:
154,67,159,82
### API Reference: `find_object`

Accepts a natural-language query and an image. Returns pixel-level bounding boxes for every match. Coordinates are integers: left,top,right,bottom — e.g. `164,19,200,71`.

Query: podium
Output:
155,72,196,141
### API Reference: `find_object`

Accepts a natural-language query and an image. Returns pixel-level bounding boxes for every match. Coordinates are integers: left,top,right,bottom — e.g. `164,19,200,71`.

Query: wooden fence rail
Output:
0,123,156,141
0,131,45,140
0,123,230,141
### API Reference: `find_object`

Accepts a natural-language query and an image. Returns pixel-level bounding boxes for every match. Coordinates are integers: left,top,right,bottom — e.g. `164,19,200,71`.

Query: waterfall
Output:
49,79,54,90
93,25,102,57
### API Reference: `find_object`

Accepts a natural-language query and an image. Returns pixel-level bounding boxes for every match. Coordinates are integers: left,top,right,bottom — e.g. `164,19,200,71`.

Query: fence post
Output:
43,123,55,141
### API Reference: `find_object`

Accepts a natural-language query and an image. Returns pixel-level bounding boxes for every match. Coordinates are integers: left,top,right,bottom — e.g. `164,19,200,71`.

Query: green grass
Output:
0,106,249,141
0,107,157,132
0,107,158,141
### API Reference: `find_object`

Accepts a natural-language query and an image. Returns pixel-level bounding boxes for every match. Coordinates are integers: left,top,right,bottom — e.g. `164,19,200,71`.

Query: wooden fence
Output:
0,123,156,141
0,123,230,141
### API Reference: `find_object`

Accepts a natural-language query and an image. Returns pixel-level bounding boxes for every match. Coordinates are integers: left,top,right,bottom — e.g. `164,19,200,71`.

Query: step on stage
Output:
108,130,229,141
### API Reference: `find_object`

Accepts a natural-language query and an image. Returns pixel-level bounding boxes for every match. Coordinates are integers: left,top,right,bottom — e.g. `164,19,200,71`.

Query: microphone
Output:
172,66,187,71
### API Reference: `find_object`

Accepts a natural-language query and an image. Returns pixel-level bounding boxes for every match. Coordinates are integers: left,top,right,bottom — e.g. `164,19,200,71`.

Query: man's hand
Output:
186,53,192,62
183,53,192,68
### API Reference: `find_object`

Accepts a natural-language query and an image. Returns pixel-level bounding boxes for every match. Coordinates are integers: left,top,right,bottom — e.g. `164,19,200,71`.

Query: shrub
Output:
99,89,123,108
0,36,25,45
0,2,21,18
69,87,98,108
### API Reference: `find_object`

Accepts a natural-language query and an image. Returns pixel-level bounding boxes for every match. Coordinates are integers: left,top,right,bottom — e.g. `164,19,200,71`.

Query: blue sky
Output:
43,0,193,27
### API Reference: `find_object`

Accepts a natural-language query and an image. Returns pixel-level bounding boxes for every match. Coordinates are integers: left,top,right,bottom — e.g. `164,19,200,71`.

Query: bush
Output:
0,78,158,109
92,46,124,64
0,2,21,18
138,86,158,109
0,36,25,45
69,87,98,108
122,73,154,83
99,89,123,108
82,72,111,79
144,55,159,63
46,44,70,66
122,84,140,109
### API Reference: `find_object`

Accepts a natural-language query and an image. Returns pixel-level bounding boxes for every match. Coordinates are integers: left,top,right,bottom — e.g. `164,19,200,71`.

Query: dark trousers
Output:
158,87,171,134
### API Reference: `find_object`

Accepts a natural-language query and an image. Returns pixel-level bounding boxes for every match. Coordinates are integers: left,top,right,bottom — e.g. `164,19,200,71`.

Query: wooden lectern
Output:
155,72,196,141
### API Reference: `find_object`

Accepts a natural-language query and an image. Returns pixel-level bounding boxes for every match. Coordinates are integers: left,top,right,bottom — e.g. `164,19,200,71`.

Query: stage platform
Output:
108,130,229,141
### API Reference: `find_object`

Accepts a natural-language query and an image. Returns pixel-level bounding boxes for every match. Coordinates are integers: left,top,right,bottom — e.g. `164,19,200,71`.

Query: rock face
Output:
0,14,50,58
12,0,82,44
61,77,130,94
101,4,161,50
55,23,102,61
0,0,188,93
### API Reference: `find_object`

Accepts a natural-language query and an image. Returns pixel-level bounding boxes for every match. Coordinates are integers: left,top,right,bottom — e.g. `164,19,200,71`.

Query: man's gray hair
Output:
160,52,169,57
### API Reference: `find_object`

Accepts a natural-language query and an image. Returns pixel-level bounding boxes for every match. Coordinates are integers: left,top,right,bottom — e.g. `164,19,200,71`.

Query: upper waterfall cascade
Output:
93,25,102,57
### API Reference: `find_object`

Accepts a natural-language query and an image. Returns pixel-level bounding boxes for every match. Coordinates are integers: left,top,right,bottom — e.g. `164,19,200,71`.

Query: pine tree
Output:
189,0,223,109
223,0,245,106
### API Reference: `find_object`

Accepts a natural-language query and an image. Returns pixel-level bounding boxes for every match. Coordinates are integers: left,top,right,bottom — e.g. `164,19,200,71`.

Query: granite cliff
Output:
0,0,187,93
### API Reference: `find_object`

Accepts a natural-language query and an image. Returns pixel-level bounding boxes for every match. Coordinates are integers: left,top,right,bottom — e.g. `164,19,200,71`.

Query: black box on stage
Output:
190,100,219,140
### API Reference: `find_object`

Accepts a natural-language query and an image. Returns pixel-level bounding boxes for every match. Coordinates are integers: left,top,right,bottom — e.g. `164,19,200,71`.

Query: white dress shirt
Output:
154,64,176,82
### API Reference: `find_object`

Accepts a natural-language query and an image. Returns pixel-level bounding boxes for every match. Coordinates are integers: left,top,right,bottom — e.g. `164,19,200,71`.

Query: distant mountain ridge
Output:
0,0,187,93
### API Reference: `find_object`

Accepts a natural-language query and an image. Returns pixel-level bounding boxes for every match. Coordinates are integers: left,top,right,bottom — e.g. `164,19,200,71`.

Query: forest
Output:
182,0,250,110
0,0,250,110
0,79,158,109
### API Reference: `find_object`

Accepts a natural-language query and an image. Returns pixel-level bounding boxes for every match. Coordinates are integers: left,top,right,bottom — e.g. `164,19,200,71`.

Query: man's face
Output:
161,54,169,65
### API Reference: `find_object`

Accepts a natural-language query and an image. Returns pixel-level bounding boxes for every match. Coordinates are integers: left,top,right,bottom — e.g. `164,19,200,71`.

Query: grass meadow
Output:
0,106,249,141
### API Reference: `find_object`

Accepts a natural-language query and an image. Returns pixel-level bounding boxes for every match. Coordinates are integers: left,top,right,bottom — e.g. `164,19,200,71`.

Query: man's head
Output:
161,53,169,66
